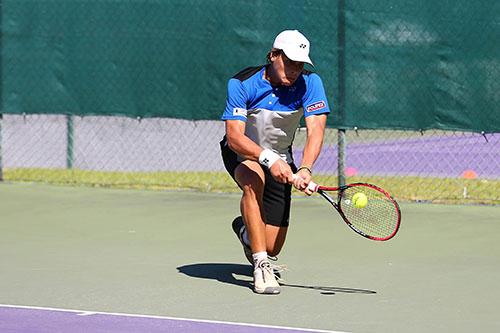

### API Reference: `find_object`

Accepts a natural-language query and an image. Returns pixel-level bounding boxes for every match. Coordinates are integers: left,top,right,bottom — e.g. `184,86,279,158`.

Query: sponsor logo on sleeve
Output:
233,108,247,118
306,101,326,113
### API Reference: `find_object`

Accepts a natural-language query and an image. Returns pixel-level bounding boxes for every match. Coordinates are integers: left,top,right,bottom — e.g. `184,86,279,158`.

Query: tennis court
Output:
1,182,499,332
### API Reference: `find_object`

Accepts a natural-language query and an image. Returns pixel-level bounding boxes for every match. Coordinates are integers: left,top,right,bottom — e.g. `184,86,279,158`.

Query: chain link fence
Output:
1,114,498,204
0,1,498,204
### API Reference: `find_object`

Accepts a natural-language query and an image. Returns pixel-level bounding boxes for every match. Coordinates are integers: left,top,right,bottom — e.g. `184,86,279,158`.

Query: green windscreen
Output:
1,0,498,132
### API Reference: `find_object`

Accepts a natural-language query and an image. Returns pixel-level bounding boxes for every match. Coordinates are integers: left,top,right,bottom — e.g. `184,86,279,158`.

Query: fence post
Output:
66,115,74,169
337,0,346,187
0,114,3,181
337,129,346,187
0,0,3,181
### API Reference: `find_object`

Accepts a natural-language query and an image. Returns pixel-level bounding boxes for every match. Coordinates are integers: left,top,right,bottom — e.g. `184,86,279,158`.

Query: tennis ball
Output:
352,192,368,208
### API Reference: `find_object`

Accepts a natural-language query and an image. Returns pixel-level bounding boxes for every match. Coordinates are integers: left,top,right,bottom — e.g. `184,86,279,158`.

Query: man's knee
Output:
235,163,265,196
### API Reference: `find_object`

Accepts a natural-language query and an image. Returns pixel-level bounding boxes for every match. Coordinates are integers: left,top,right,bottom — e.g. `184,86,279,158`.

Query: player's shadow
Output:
177,263,376,295
177,263,253,290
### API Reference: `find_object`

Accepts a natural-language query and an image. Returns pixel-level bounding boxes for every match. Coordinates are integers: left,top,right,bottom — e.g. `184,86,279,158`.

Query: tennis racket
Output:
296,176,401,241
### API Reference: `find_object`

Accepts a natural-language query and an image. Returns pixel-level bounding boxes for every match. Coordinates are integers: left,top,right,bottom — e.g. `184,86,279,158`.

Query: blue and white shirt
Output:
221,65,330,163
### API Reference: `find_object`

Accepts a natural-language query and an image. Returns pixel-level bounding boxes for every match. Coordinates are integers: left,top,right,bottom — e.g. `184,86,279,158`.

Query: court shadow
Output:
177,263,253,290
177,263,376,295
280,283,377,295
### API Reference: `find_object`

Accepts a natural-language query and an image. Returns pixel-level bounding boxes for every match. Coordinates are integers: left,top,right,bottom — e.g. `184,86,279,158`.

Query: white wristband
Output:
259,149,281,168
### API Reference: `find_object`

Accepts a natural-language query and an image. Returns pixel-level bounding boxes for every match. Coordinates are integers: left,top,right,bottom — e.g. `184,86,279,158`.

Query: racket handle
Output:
291,174,319,192
307,180,319,192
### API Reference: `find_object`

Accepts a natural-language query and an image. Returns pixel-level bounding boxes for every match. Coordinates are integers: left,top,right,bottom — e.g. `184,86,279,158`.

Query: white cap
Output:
273,30,313,66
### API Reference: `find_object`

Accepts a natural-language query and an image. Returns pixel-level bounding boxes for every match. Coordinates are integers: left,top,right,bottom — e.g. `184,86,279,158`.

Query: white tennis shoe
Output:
253,260,281,294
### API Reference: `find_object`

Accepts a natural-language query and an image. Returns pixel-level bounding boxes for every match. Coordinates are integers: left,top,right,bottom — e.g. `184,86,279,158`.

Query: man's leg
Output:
265,225,288,257
234,160,267,255
235,161,292,261
234,160,280,294
262,165,293,257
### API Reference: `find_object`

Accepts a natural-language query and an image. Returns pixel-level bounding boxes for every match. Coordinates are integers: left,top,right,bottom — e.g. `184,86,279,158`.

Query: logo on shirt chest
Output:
306,101,326,112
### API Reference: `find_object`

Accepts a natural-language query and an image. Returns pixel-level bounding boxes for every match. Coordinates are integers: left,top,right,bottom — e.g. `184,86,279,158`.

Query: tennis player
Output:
220,30,330,294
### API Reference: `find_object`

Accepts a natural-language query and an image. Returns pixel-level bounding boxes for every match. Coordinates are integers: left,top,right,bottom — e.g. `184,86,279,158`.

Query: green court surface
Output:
1,183,499,332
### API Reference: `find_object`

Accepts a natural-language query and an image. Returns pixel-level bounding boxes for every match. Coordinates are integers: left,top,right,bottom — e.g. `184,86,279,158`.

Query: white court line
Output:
0,303,349,333
76,311,97,316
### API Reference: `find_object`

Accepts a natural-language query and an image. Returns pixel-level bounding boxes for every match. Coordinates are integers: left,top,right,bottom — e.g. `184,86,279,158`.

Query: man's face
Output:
270,51,304,86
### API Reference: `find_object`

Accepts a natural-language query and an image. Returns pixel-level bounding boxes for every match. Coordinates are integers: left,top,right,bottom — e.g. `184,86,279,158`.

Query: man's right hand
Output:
269,159,294,184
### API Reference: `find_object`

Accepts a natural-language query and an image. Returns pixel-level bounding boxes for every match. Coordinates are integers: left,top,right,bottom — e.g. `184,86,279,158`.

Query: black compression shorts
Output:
220,136,296,227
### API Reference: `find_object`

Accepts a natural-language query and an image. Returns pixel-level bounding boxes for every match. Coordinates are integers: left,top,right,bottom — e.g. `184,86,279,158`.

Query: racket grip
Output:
307,180,319,192
291,174,319,192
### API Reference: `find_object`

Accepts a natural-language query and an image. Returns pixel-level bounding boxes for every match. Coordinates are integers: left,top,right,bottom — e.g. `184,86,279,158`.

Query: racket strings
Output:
339,186,400,239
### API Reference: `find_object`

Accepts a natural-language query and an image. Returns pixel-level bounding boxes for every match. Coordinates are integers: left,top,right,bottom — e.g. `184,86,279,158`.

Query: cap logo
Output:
299,44,307,49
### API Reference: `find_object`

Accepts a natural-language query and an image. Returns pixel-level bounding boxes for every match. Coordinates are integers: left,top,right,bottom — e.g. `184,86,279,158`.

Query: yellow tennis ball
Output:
352,192,368,208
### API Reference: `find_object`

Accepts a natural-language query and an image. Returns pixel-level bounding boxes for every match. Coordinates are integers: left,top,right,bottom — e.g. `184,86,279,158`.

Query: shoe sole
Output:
254,286,281,294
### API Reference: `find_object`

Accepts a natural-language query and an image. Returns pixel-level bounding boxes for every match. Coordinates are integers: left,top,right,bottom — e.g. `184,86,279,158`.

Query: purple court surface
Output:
296,134,500,178
0,304,344,333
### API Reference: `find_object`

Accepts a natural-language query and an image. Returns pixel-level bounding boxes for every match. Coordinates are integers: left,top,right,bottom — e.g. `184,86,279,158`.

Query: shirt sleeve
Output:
221,78,248,121
302,73,331,117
